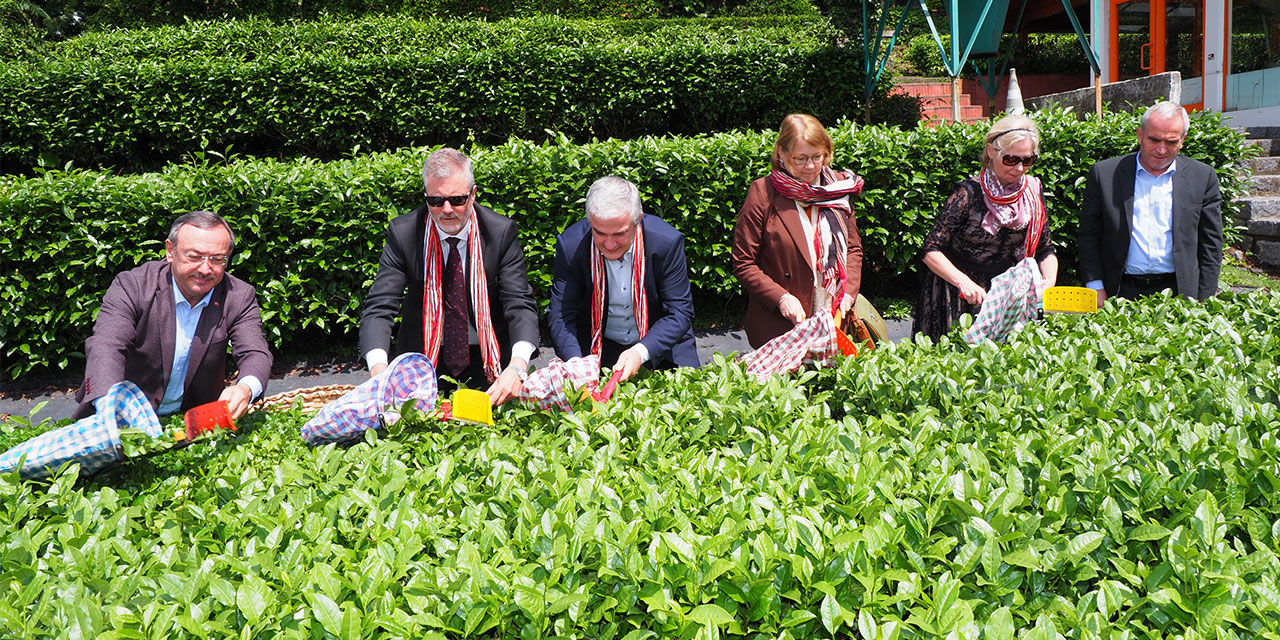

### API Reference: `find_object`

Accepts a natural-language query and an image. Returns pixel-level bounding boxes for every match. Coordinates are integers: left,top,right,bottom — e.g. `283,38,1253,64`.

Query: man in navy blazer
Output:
548,176,698,380
1078,101,1223,304
73,211,273,420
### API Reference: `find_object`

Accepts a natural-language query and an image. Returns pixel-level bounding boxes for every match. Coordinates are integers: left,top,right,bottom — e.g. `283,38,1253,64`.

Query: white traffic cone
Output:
1006,67,1025,115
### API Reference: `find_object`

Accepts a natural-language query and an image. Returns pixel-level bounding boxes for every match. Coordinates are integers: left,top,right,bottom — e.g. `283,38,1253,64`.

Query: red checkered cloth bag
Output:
738,311,841,382
520,355,603,412
964,257,1043,344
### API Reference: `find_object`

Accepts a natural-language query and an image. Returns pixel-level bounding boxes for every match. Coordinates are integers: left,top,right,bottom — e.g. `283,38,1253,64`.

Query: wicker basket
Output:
253,384,355,414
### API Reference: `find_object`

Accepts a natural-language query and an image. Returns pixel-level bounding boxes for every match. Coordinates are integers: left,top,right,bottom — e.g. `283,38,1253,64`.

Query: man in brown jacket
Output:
73,211,272,420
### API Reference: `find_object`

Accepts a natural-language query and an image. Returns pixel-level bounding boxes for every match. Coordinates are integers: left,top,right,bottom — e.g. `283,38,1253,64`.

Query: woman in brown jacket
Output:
731,114,866,348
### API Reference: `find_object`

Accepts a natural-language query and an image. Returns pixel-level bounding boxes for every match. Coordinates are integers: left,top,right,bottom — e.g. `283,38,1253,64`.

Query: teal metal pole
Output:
1062,0,1101,74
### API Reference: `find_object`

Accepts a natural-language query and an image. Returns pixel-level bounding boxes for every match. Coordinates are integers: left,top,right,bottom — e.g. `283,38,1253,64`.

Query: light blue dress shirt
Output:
603,247,650,363
1126,157,1177,275
1086,155,1177,291
157,279,263,415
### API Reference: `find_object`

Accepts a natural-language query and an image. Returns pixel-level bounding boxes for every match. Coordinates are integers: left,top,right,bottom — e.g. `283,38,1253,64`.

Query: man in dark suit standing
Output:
360,148,539,405
1078,101,1223,305
547,176,697,381
73,211,273,420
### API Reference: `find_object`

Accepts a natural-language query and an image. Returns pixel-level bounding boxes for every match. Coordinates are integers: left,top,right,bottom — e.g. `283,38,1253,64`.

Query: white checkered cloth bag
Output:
301,352,439,445
738,311,841,382
0,381,162,480
964,257,1043,344
520,355,602,412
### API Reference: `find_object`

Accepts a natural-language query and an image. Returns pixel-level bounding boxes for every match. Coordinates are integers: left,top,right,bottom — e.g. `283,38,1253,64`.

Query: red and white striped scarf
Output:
421,214,502,381
978,168,1045,258
590,224,647,357
769,167,864,316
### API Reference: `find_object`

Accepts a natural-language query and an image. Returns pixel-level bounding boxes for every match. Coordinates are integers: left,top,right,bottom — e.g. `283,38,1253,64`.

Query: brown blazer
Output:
73,261,273,419
732,176,864,348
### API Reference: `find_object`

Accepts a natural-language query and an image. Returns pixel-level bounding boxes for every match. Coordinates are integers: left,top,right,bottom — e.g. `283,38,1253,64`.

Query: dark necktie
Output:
440,237,470,376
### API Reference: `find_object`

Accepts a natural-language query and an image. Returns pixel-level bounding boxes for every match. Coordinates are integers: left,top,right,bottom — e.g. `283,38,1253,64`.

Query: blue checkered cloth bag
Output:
301,352,439,445
0,381,163,480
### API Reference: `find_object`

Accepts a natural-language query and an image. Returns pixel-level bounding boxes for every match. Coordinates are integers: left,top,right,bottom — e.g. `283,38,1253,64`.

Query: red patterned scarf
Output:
422,213,502,381
978,168,1045,258
590,223,647,357
769,167,864,315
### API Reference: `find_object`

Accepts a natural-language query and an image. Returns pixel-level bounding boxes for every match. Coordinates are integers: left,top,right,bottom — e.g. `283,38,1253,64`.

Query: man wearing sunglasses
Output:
1078,101,1223,305
360,148,539,404
73,211,273,420
546,176,698,382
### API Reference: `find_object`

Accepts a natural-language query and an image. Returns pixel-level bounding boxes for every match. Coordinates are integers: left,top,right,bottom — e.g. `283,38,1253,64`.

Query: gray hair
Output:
982,115,1040,169
167,210,236,254
585,176,643,225
422,148,475,190
1141,101,1190,136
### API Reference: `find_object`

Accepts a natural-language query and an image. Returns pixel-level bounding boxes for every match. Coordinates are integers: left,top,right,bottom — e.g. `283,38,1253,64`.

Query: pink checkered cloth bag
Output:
964,257,1043,344
301,352,439,445
738,311,841,382
520,355,603,412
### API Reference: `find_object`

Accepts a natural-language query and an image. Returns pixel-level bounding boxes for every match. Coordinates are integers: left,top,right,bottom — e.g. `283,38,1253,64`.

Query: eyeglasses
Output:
788,153,826,166
425,193,471,207
181,252,229,267
1001,154,1038,167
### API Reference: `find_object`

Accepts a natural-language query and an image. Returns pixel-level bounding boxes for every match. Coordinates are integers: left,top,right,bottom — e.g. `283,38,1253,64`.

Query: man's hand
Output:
957,278,986,306
613,346,645,383
485,367,524,406
1096,288,1108,308
219,383,254,419
778,294,806,325
369,363,387,378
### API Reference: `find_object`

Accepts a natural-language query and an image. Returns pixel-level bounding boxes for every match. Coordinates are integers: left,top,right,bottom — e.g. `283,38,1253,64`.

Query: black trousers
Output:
601,338,676,372
438,345,488,395
1116,272,1177,300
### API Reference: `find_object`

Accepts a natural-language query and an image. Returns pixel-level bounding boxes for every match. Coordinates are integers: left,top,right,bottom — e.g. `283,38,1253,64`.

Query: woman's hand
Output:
839,293,855,316
778,294,806,325
957,279,986,306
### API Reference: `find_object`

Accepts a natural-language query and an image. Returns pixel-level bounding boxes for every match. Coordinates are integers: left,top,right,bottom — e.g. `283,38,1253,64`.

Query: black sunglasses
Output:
425,193,471,207
1001,154,1038,167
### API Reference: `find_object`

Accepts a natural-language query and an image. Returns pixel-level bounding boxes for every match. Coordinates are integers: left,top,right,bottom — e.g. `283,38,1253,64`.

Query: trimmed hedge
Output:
1,109,1250,380
43,15,844,64
0,17,917,173
70,0,818,29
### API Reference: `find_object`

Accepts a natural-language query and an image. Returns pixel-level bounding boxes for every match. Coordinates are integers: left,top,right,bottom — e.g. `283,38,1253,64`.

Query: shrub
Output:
57,0,818,30
3,290,1280,637
43,15,843,64
0,109,1250,380
0,17,909,173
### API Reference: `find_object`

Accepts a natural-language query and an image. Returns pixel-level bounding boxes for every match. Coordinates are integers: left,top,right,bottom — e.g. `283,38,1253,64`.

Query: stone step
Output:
1240,126,1280,140
1248,156,1280,175
1245,138,1280,156
1249,174,1280,194
1240,197,1280,222
1248,215,1280,238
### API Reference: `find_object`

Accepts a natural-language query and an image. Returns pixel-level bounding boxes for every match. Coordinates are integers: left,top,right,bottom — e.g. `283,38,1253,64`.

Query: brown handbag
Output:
836,294,887,351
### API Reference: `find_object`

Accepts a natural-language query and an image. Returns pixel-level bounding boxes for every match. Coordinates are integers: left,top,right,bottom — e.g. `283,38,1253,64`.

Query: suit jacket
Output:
359,203,540,364
1078,154,1222,300
547,215,698,367
731,176,864,349
73,261,273,419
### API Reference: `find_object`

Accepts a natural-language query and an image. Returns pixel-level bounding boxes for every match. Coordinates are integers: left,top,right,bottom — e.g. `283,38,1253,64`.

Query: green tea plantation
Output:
2,291,1279,639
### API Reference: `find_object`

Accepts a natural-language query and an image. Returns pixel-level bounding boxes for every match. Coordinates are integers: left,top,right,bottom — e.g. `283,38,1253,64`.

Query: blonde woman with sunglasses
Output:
912,115,1059,340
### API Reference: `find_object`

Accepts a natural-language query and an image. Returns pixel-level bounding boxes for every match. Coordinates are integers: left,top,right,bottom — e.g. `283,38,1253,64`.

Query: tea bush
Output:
0,16,913,173
0,109,1250,380
2,290,1278,637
